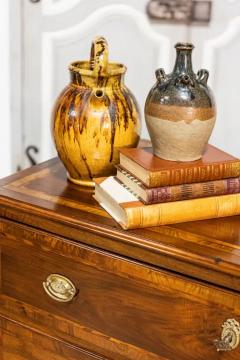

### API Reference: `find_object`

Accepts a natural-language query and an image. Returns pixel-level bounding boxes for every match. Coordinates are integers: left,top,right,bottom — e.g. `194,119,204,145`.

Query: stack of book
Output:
94,145,240,230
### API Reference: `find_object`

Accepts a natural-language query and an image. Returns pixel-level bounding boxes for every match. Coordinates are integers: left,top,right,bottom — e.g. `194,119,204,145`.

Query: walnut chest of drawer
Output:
0,159,240,360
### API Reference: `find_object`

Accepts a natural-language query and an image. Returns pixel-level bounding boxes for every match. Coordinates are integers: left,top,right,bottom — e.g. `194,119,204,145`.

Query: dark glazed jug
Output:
145,43,216,161
52,37,141,187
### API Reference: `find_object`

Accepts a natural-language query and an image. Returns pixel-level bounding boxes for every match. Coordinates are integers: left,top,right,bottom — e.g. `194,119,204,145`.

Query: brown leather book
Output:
119,145,240,187
116,165,240,204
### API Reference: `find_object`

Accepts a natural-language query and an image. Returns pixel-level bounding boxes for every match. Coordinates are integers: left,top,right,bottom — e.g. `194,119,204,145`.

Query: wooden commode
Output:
0,158,240,360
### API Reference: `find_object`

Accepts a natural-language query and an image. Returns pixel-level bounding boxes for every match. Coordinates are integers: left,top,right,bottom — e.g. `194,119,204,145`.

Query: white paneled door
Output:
190,0,240,158
9,0,240,172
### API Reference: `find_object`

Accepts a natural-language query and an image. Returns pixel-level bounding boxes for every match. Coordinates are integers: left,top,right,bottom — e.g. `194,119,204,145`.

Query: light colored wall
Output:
0,0,11,177
2,0,240,177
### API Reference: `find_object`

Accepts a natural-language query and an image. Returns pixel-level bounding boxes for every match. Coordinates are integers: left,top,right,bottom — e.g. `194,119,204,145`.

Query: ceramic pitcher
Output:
145,42,216,162
52,37,141,187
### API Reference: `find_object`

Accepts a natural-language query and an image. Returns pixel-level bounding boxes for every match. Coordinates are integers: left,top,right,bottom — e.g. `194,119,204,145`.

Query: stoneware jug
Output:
145,42,216,161
52,36,141,187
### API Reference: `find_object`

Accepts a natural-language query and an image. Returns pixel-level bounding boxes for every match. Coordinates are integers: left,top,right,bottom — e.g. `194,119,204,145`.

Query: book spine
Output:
146,178,240,204
124,193,240,229
149,162,240,187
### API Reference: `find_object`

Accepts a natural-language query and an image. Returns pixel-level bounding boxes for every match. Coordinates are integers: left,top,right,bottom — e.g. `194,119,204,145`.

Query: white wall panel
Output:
41,4,170,160
0,0,11,177
190,1,240,157
203,17,240,156
10,0,240,171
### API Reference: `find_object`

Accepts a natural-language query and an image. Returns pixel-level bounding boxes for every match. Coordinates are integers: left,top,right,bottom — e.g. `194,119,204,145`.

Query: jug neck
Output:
70,71,123,87
173,43,194,75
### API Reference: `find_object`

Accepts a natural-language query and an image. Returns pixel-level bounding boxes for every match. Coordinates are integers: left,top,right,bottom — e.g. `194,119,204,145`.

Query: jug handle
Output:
90,36,109,77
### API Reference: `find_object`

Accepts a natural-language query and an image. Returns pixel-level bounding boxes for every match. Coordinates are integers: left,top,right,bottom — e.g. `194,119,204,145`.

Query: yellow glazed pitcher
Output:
51,36,141,187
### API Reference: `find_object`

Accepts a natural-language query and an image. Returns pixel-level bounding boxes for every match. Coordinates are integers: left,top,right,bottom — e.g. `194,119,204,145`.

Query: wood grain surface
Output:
0,158,240,292
0,317,107,360
0,219,240,359
1,156,240,359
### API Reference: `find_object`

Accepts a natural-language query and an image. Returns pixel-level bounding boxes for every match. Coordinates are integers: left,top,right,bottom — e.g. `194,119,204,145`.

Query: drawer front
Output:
0,317,107,360
0,219,240,360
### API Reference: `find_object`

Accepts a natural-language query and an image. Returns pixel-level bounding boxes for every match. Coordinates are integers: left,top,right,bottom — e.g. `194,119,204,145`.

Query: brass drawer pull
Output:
214,319,240,351
43,274,77,303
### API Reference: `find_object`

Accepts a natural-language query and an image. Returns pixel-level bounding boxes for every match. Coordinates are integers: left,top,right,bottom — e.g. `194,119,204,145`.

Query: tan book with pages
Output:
94,177,240,230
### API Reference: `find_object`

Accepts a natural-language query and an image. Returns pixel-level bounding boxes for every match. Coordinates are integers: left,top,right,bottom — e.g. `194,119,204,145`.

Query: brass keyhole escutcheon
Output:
43,274,77,303
214,319,240,351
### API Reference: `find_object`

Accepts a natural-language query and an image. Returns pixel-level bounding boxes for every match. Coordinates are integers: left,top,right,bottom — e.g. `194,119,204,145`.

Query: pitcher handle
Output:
90,36,109,77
